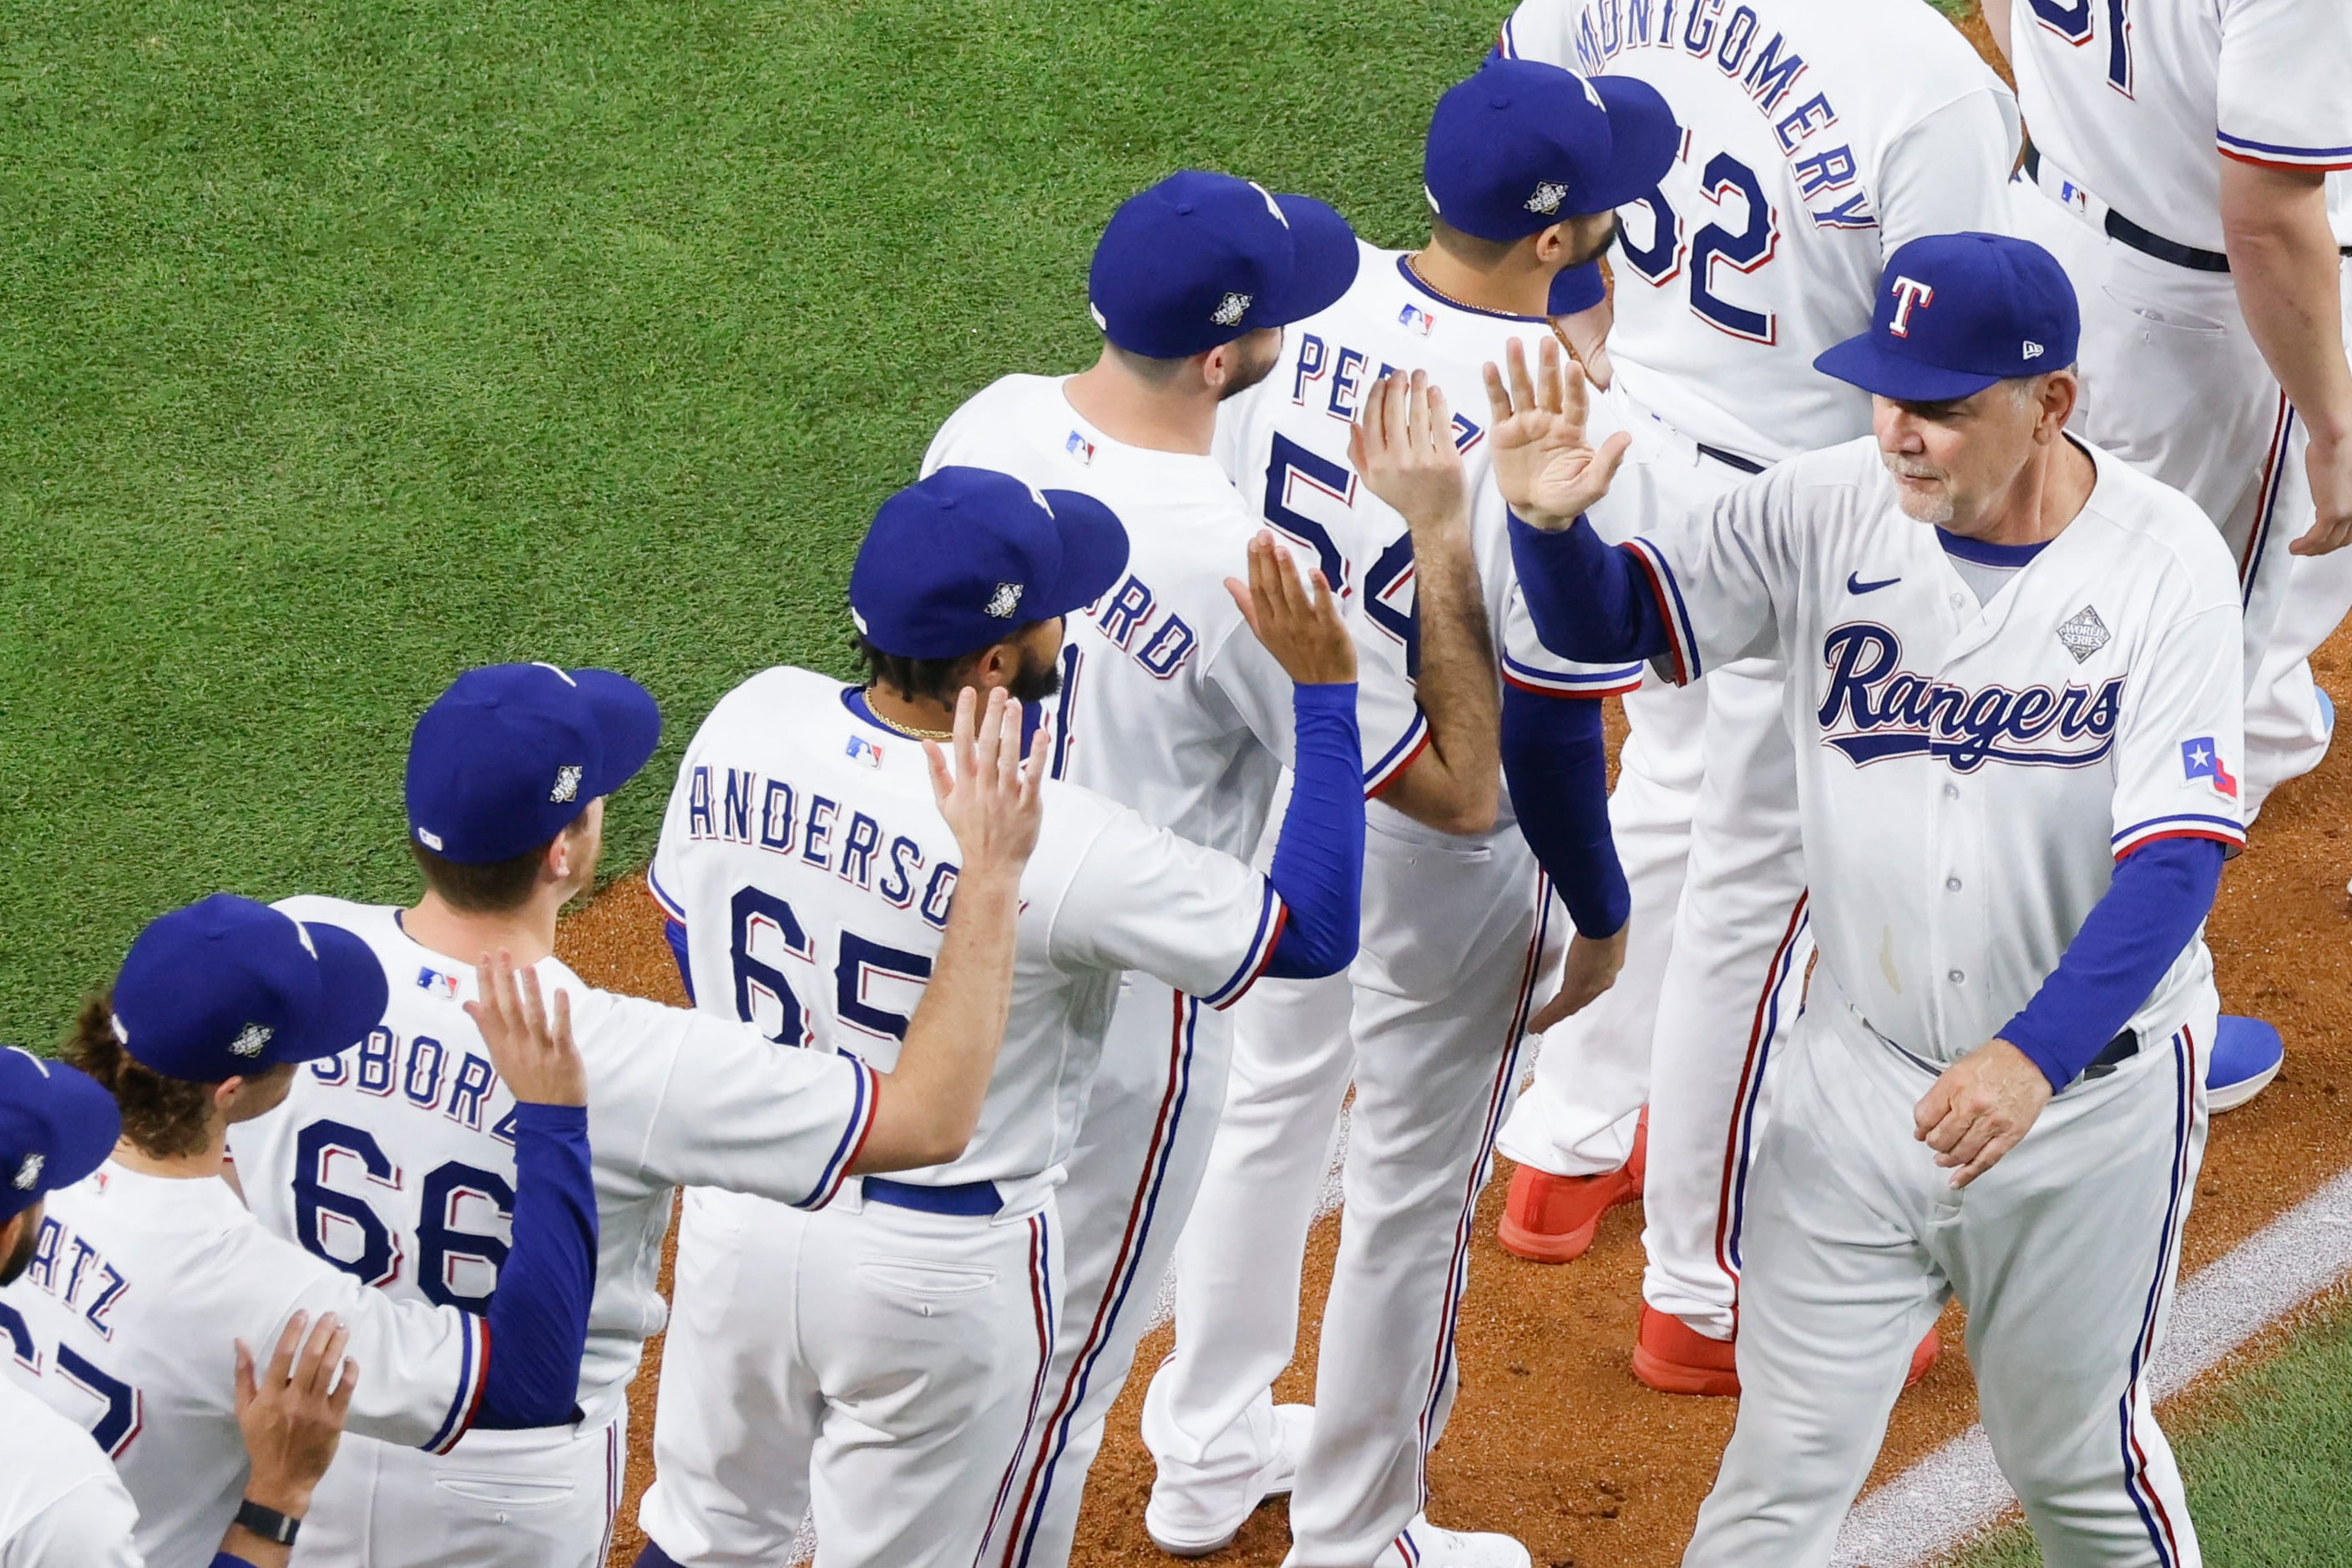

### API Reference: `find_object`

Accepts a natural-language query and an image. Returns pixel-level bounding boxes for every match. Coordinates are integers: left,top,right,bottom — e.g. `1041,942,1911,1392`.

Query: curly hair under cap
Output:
65,992,222,1161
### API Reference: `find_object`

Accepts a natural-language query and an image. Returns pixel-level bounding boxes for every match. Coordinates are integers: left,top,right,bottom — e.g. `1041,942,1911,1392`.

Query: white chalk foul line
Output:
1831,1165,2352,1567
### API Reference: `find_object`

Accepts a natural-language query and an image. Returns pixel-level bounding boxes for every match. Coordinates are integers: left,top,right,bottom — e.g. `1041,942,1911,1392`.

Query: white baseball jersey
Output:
2011,0,2352,254
0,1164,489,1568
230,898,873,1426
1214,240,1649,794
0,1374,140,1568
650,666,1290,1213
1619,437,2243,1059
1500,0,2021,460
923,374,1424,855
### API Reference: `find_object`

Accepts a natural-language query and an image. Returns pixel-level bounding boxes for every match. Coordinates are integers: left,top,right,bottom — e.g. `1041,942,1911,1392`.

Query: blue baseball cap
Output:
1090,170,1361,359
1814,232,2081,402
1425,60,1680,240
852,467,1130,660
111,894,390,1083
407,663,662,865
0,1048,120,1222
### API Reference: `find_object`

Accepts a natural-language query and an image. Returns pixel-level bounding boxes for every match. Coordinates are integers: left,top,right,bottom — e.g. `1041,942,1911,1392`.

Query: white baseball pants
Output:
637,1186,1058,1568
1148,813,1561,1566
983,982,1234,1568
2246,542,2352,814
293,1410,625,1568
1686,979,2212,1568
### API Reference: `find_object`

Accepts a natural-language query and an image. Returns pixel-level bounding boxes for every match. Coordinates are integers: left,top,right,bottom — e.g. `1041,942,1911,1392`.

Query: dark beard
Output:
1564,215,1621,271
1217,338,1282,401
1007,657,1062,706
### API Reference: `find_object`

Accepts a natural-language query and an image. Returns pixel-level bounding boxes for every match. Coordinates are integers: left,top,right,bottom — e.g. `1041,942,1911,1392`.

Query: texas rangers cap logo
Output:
1887,277,1935,336
549,764,584,803
1525,180,1567,215
11,1153,41,1191
229,1022,274,1059
984,582,1025,619
1211,291,1252,327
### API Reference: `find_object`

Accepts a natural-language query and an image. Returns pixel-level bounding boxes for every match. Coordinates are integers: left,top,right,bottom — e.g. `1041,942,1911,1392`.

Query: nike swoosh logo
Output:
1847,573,1900,594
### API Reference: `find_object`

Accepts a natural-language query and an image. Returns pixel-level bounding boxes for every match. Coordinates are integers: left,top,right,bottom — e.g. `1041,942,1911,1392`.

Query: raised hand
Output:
466,951,587,1107
1227,530,1358,685
1350,370,1469,542
928,686,1044,883
1482,335,1632,532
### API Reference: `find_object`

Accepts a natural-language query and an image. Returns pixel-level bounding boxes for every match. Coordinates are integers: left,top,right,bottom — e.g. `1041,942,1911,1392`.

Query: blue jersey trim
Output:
1935,529,2049,568
2217,129,2352,165
1204,884,1286,1009
1392,255,1550,325
799,1057,878,1210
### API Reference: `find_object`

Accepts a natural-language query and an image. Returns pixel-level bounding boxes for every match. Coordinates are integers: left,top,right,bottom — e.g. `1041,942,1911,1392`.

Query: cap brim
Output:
271,921,392,1065
1813,335,2003,402
573,669,663,801
1262,195,1362,327
1584,76,1682,212
40,1063,122,1195
1037,489,1134,617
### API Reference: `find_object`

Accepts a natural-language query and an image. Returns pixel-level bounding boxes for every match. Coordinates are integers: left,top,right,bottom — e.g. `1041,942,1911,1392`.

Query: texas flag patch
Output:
2182,737,2238,799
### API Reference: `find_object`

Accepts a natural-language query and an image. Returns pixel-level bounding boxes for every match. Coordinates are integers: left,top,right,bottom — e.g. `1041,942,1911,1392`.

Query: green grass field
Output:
0,0,1522,1044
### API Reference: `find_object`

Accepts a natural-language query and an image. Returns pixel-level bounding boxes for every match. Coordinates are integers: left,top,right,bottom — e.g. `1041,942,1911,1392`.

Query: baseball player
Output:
1145,63,1678,1568
3,1151,361,1568
1988,0,2352,1100
227,659,1039,1568
2,896,599,1568
1500,236,2239,1565
630,468,1365,1567
1491,0,2020,1396
920,171,1505,1568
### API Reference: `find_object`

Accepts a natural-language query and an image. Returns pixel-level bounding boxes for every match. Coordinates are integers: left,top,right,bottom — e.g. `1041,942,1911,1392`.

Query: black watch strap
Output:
234,1499,301,1546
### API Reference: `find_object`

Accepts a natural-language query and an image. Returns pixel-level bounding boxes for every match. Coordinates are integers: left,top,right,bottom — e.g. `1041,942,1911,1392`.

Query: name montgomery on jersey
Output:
1551,0,1876,230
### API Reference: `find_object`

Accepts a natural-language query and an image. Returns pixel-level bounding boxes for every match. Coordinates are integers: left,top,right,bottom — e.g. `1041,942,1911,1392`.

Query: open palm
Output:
1482,335,1631,532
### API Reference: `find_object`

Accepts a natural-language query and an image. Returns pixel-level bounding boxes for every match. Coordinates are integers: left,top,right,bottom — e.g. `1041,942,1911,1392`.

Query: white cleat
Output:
1146,1403,1313,1556
1372,1515,1535,1568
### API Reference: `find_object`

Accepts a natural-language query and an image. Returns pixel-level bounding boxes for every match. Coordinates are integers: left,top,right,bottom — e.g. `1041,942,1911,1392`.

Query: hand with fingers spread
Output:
1227,530,1357,685
1529,923,1629,1034
1351,370,1470,543
928,686,1045,886
1913,1039,2052,1188
1483,334,1633,533
229,1310,358,1560
1551,295,1616,392
467,951,587,1107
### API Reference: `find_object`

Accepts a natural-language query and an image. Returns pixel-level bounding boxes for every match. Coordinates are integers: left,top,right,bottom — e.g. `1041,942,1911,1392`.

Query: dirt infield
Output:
558,622,2352,1568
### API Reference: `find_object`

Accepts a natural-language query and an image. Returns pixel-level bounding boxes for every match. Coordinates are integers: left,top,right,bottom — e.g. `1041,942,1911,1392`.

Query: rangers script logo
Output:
1815,623,2122,772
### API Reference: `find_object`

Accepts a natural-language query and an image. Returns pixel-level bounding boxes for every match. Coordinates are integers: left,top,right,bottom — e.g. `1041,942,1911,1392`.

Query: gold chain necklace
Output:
859,690,953,742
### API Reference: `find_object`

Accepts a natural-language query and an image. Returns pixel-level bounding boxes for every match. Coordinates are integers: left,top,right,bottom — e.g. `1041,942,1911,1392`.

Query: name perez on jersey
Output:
681,762,959,929
1815,621,2125,772
1559,0,1874,230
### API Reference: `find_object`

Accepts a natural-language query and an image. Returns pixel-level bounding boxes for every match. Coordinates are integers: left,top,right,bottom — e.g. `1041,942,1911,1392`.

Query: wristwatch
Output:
234,1499,301,1546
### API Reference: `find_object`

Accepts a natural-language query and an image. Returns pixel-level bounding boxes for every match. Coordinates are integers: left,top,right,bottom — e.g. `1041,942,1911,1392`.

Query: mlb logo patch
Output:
847,734,885,767
417,965,461,999
1065,430,1095,466
2181,737,2238,800
1398,302,1436,336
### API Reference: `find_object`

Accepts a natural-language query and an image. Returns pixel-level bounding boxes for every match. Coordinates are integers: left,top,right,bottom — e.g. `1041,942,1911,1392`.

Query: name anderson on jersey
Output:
680,762,959,929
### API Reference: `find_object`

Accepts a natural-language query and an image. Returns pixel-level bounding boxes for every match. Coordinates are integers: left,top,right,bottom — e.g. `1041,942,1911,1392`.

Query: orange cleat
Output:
1496,1110,1647,1264
1632,1305,1943,1399
1631,1303,1740,1397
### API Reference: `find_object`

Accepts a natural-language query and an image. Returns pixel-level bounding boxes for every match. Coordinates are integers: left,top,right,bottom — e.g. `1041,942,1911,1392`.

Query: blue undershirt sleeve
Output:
472,1102,598,1430
211,1556,260,1568
1999,837,2227,1092
1508,512,1674,666
662,918,695,1004
1265,681,1367,979
1501,685,1630,938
